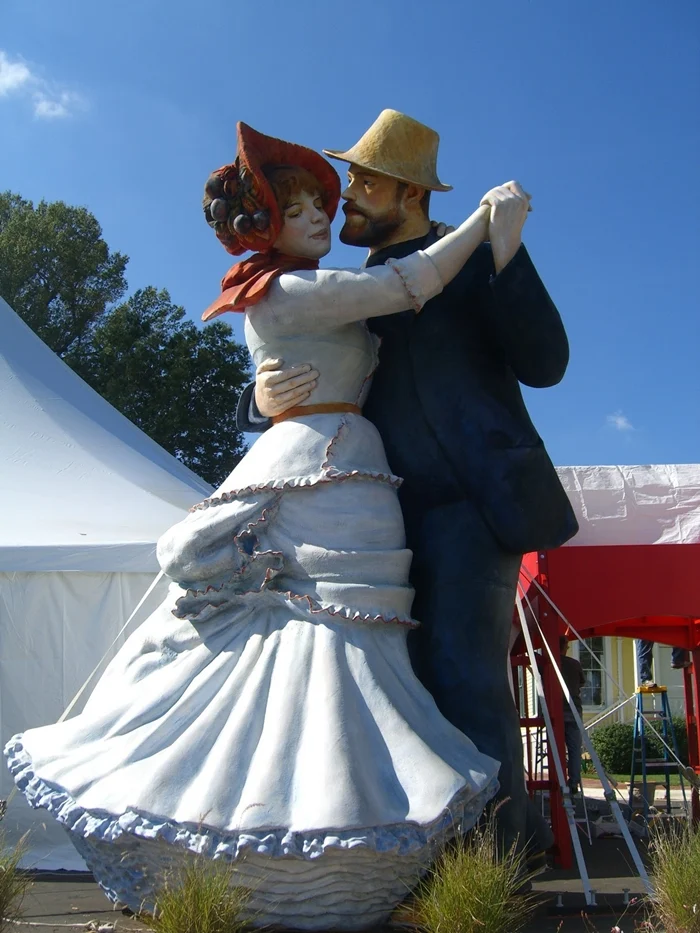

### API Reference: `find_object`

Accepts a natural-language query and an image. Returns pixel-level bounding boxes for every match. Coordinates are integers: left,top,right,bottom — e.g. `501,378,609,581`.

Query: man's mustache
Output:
342,204,370,220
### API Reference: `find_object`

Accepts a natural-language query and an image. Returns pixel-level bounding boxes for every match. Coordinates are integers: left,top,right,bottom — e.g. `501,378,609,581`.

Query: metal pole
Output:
532,609,652,896
516,592,594,905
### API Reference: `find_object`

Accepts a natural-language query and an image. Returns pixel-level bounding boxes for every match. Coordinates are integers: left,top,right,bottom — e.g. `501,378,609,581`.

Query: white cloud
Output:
33,90,82,119
606,410,635,432
0,49,84,118
0,51,31,95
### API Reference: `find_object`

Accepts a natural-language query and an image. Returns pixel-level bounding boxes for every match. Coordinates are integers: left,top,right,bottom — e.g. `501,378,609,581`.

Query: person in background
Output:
560,636,586,795
636,638,691,688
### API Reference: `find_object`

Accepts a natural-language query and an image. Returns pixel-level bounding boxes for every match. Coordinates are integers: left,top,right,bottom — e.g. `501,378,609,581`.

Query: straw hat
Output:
323,109,452,193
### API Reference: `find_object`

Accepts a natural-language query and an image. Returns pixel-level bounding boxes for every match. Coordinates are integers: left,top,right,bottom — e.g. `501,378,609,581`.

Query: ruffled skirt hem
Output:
6,735,498,928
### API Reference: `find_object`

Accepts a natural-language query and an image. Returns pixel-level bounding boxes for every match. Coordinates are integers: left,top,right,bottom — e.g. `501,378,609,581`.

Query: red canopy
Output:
513,465,700,863
520,543,700,647
519,464,700,646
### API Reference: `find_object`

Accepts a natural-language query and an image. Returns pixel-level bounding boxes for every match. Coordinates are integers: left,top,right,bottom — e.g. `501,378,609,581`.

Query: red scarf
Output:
202,251,319,321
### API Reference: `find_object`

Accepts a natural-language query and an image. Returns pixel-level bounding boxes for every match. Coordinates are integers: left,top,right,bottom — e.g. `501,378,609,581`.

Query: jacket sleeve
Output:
235,381,271,434
472,243,570,388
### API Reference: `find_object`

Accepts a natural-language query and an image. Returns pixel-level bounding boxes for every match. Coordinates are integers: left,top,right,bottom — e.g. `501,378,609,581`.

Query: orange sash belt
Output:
271,402,362,425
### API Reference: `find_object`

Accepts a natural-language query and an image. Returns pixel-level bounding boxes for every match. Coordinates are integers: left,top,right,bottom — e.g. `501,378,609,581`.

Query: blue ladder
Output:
629,685,685,816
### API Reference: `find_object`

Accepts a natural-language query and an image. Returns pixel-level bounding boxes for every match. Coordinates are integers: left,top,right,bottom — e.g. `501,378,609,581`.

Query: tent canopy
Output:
557,464,700,547
520,465,700,649
0,297,213,571
0,296,216,868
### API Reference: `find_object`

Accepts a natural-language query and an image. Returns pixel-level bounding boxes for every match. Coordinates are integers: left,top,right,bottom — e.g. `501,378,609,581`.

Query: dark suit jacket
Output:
236,233,578,555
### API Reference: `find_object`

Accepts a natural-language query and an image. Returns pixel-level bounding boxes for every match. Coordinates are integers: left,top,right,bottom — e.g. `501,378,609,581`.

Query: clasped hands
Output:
479,180,531,273
254,181,532,418
433,180,531,248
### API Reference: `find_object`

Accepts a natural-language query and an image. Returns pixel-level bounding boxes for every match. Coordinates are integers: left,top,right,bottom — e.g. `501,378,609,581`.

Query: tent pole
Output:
685,647,700,825
531,609,652,896
516,591,593,903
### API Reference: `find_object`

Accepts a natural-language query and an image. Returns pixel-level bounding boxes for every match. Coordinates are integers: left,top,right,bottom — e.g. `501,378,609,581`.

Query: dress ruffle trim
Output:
190,467,402,513
175,584,420,629
192,414,402,513
175,497,419,629
5,735,499,862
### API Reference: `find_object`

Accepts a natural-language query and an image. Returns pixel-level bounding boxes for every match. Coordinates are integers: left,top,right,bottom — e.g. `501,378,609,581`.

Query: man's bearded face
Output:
339,167,406,247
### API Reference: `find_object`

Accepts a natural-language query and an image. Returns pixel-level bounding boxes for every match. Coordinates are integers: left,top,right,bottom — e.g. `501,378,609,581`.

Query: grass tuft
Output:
398,807,538,933
0,831,32,931
648,818,700,933
138,857,255,933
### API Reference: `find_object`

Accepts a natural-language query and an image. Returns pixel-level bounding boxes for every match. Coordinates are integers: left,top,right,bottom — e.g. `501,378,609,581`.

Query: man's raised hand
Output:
254,359,319,418
479,181,532,273
480,180,532,214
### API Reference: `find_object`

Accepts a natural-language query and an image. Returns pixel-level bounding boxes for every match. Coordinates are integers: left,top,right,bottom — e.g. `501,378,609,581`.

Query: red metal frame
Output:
513,543,700,863
511,648,573,869
511,550,573,868
536,550,572,868
682,652,700,823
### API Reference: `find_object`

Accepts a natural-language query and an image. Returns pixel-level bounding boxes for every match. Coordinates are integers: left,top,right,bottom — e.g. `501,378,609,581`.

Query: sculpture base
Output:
72,831,428,930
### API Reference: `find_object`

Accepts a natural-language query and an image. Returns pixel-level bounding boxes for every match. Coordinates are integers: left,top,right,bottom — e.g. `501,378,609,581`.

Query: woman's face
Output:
274,189,331,260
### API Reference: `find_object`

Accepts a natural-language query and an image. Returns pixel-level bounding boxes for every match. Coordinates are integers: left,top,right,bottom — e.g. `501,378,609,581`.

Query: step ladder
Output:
629,685,686,816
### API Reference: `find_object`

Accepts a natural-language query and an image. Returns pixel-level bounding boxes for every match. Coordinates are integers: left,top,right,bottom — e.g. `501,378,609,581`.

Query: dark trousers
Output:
404,496,551,853
636,639,689,683
563,716,582,787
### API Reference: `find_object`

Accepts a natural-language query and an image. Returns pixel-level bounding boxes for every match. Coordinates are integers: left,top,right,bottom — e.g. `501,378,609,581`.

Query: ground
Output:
14,833,651,933
14,778,682,933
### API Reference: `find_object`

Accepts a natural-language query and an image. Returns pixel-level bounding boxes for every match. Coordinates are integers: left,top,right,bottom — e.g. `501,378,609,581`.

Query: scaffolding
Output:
513,547,700,890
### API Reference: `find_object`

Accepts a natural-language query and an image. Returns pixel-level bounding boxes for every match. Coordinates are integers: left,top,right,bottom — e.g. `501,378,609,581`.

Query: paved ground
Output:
11,846,650,933
581,775,691,805
11,796,657,933
10,875,649,933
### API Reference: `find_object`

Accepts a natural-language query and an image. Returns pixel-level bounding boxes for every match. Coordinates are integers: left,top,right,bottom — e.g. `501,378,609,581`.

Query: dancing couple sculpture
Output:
6,110,577,930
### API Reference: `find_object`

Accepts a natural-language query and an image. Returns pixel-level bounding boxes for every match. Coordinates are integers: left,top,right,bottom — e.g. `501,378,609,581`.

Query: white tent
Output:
0,296,213,868
557,464,700,547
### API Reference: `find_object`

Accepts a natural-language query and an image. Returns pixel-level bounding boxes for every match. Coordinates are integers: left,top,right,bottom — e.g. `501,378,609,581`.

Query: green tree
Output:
67,288,249,484
0,192,250,484
0,192,128,354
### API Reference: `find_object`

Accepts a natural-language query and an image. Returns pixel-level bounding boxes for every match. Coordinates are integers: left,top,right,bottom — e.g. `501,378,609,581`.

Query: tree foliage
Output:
590,718,689,775
0,192,128,355
66,288,249,484
0,192,249,485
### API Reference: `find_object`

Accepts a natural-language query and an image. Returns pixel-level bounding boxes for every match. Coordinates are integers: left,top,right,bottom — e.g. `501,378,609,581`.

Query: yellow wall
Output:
580,636,687,725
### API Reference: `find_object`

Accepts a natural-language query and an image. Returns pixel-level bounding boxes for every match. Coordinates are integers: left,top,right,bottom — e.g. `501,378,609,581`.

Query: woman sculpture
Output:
6,124,500,930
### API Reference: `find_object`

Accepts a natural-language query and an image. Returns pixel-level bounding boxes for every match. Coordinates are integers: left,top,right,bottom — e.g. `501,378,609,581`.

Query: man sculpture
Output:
237,109,579,853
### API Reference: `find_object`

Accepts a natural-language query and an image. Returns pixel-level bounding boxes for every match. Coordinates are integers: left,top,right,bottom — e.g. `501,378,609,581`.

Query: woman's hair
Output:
263,165,323,211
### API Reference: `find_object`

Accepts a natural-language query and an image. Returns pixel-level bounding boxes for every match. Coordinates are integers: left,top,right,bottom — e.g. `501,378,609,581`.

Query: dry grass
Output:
647,819,700,933
0,831,31,931
137,857,255,933
397,809,538,933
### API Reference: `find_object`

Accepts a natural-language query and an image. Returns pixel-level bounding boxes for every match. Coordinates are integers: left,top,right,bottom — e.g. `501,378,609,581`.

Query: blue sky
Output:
1,0,698,467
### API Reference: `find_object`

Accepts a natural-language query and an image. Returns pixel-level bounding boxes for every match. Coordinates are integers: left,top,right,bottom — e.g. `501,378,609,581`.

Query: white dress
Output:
6,253,499,931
